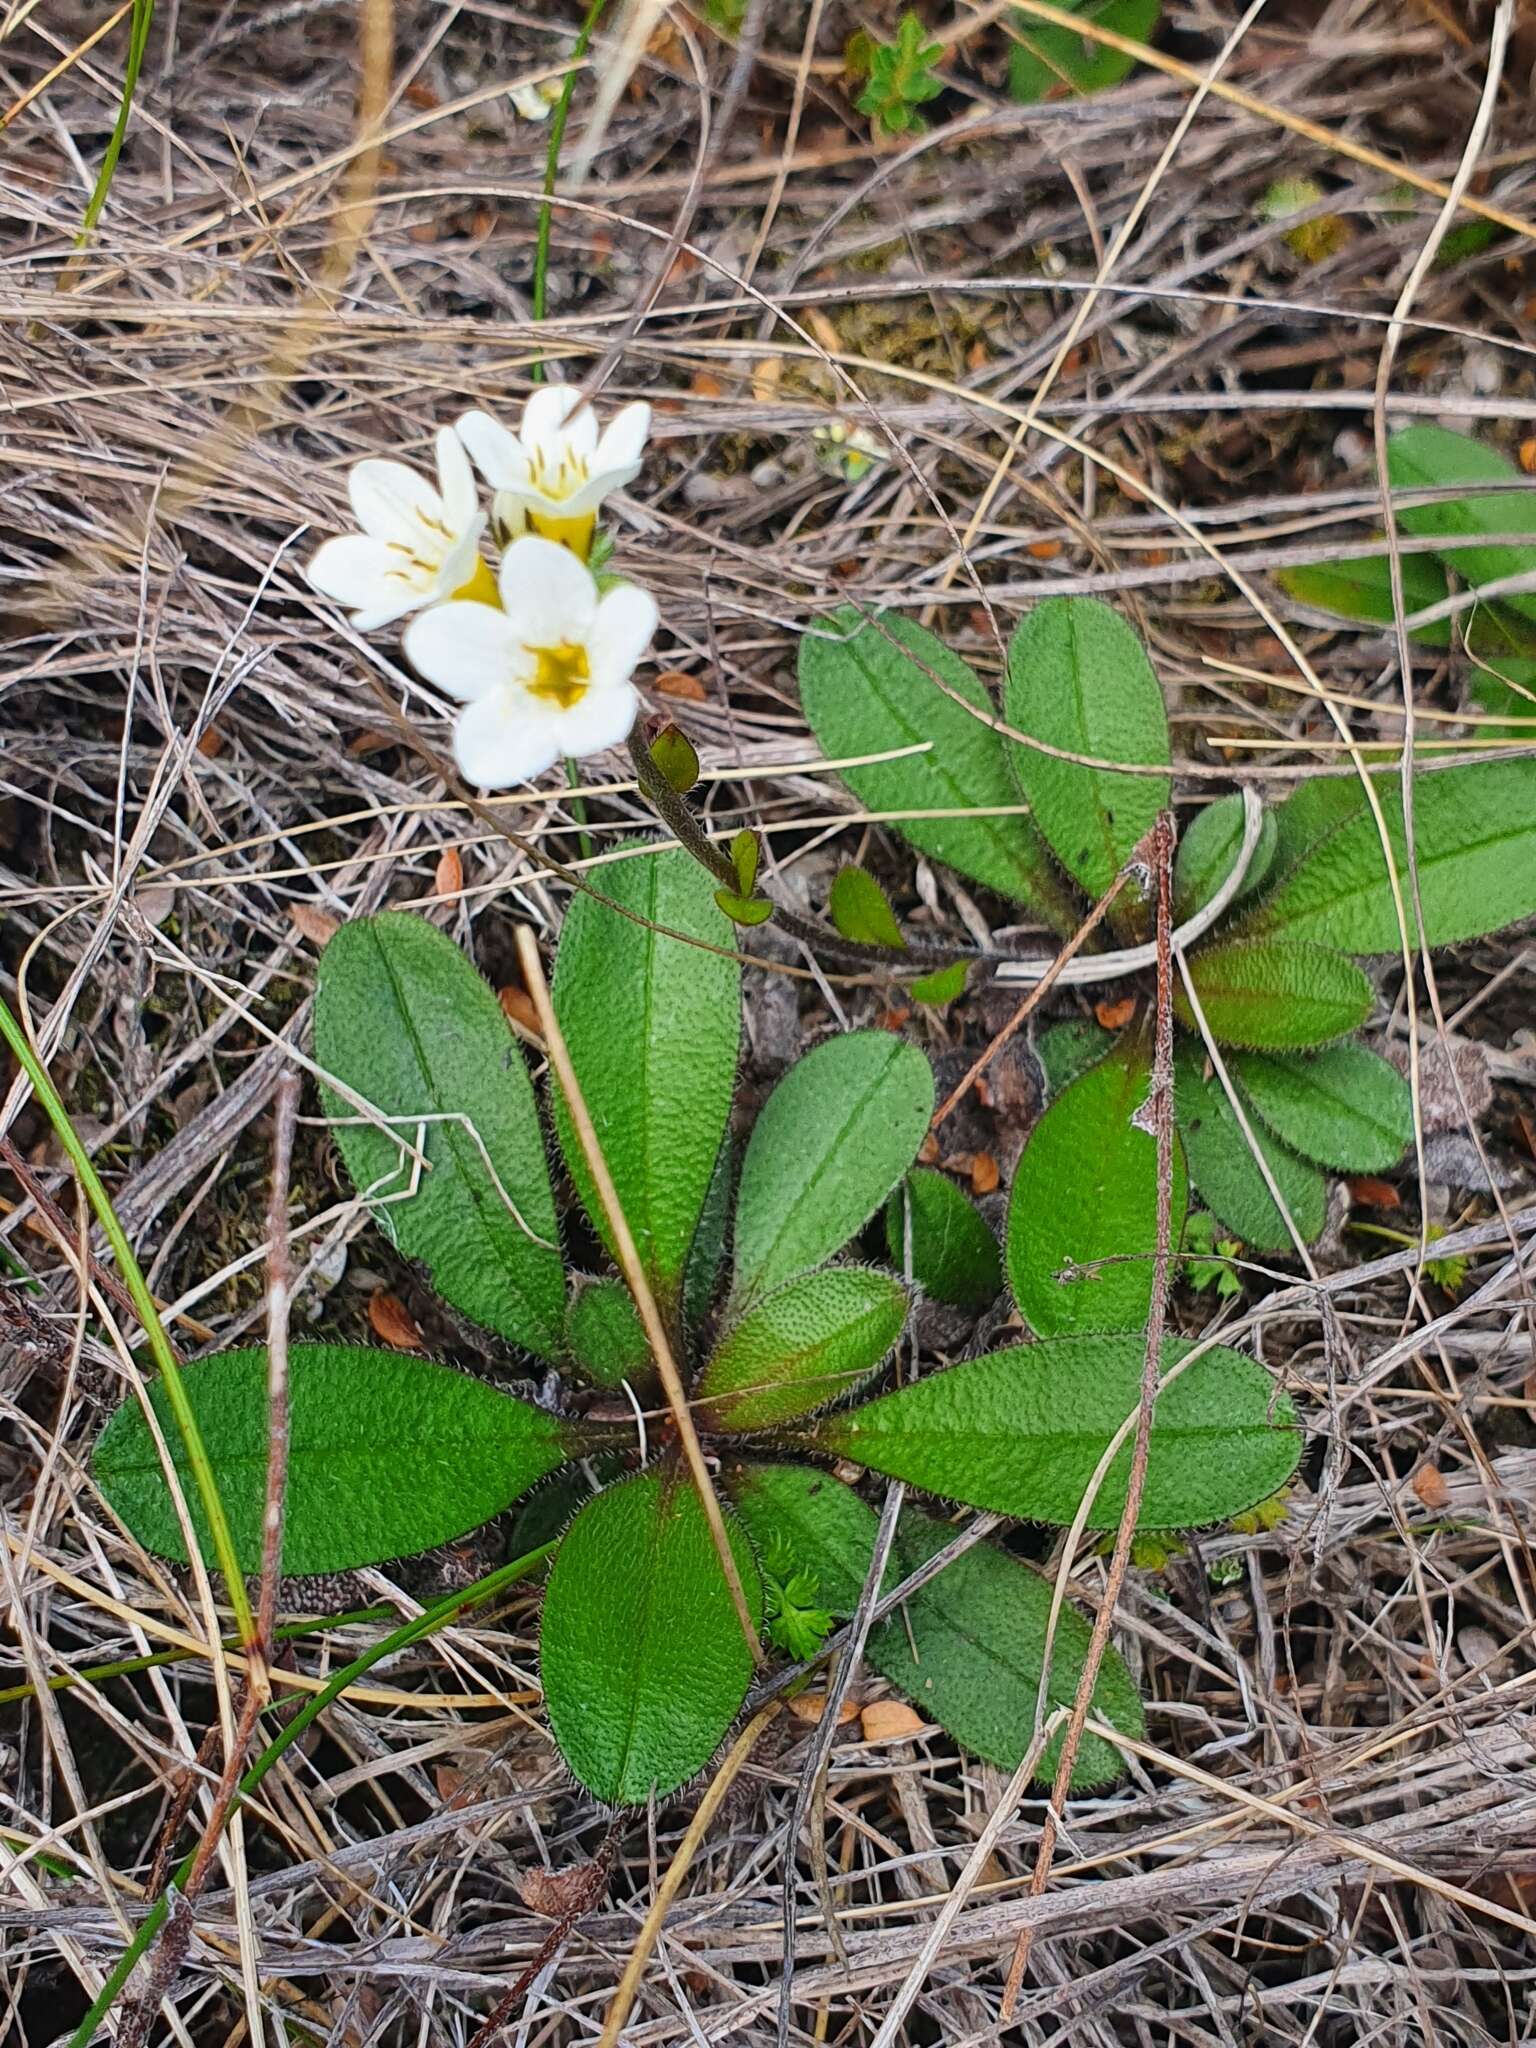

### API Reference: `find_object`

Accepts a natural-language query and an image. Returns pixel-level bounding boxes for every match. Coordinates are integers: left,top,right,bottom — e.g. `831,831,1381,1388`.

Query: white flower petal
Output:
553,681,640,761
593,401,650,479
510,81,555,121
431,514,490,601
307,535,426,630
456,408,529,492
435,427,479,528
491,490,529,547
453,689,564,787
497,536,599,642
403,600,522,704
349,458,443,544
588,582,659,690
521,382,596,459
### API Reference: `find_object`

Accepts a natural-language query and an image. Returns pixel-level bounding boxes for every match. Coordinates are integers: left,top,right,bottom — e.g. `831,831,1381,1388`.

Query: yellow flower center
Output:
526,640,591,710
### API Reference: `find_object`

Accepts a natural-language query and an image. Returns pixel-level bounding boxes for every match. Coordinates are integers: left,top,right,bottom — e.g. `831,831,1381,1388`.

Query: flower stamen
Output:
526,639,592,710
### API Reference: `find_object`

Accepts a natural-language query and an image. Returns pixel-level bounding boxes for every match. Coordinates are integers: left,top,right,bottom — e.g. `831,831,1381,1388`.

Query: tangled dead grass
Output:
3,0,1536,2041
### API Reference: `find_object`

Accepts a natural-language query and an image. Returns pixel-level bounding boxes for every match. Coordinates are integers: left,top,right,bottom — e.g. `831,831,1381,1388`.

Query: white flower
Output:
307,429,491,631
402,535,658,787
456,387,650,558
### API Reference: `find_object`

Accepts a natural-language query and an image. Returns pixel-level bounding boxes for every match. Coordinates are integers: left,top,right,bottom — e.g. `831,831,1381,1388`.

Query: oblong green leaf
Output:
1177,937,1372,1049
1388,425,1536,625
315,914,564,1357
830,865,905,949
1230,1045,1413,1172
93,1345,570,1575
731,1031,934,1304
885,1168,1002,1308
798,609,1065,913
697,1268,908,1431
1006,1042,1187,1335
1008,0,1160,106
553,847,740,1316
1174,794,1277,923
729,1463,1142,1788
1275,551,1451,645
1004,596,1171,903
802,1335,1300,1530
540,1469,763,1804
566,1280,651,1388
1251,759,1536,953
1033,1017,1112,1099
1174,1043,1326,1248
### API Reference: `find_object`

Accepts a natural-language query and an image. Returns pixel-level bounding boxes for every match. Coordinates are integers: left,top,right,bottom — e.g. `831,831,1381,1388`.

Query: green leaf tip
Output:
540,1468,762,1805
93,1345,569,1576
803,1333,1301,1531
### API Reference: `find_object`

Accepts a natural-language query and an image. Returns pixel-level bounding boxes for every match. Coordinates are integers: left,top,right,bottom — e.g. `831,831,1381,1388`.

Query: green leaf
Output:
566,1280,651,1388
1267,775,1374,880
1388,425,1536,624
1033,1017,1112,1098
1006,1041,1187,1335
730,1464,1143,1788
553,848,740,1316
1252,759,1536,953
731,1031,934,1304
1230,1045,1413,1172
650,725,700,794
1173,1042,1326,1249
685,1136,733,1331
910,960,967,1006
798,609,1065,914
715,889,774,927
801,1334,1301,1530
696,1267,908,1431
1177,937,1372,1049
1008,0,1160,105
830,865,906,949
93,1345,570,1575
540,1469,762,1804
315,914,564,1358
885,1168,1002,1308
1005,595,1171,903
1174,795,1277,923
1466,654,1536,741
730,829,760,897
1274,552,1451,645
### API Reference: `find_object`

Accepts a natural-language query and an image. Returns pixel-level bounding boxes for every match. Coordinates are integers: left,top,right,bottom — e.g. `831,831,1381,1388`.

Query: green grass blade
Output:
76,0,155,248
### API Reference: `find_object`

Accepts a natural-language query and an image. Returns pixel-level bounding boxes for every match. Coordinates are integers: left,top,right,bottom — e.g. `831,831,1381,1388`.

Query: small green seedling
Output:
855,12,945,137
95,848,1301,1807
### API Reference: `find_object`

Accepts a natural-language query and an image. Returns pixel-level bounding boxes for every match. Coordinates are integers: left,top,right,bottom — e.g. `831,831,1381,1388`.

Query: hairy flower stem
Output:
625,733,961,975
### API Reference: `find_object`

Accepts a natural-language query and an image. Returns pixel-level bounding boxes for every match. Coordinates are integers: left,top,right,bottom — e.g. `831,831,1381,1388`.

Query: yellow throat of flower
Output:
526,639,591,710
529,508,597,560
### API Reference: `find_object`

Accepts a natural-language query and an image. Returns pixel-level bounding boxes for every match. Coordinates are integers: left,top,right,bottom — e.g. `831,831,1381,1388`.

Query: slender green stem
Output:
76,0,155,248
65,1544,555,2048
0,1605,393,1709
564,756,594,863
0,991,255,1646
530,0,609,375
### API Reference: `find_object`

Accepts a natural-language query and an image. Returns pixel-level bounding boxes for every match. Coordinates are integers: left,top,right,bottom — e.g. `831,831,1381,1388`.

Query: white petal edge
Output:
456,409,529,491
435,427,479,528
553,682,640,761
403,601,522,704
306,533,408,614
587,583,659,690
349,458,441,544
593,402,651,476
453,690,565,787
497,535,599,643
521,382,596,459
